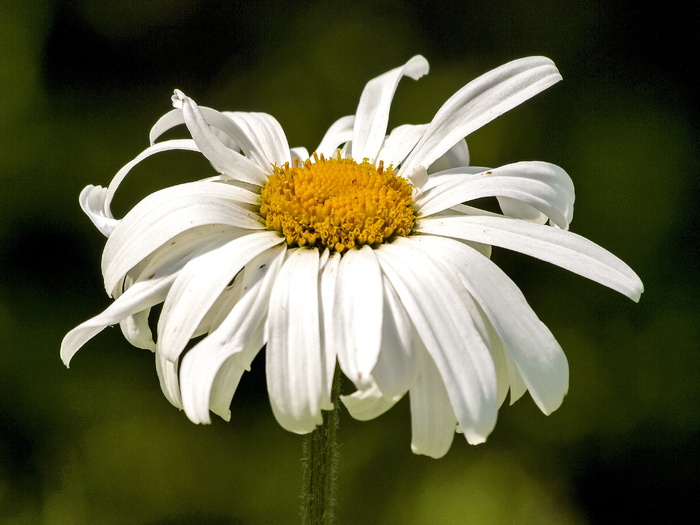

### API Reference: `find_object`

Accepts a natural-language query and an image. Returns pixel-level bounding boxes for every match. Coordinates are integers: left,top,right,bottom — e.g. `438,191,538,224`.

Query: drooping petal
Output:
319,252,341,410
371,276,417,398
179,245,286,423
417,214,644,302
172,90,269,186
61,273,176,367
375,239,498,444
334,245,383,389
352,55,430,162
412,234,569,415
316,115,355,157
157,231,284,363
400,56,561,176
417,161,575,229
102,181,262,295
266,248,324,434
103,139,202,216
155,348,183,409
119,308,155,351
79,185,118,237
409,345,457,458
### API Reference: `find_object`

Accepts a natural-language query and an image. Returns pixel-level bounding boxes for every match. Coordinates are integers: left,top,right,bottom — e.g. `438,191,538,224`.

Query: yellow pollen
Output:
260,154,416,253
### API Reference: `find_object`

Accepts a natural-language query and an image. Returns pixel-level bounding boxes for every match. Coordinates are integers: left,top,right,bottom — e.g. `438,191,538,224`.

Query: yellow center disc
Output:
260,154,416,253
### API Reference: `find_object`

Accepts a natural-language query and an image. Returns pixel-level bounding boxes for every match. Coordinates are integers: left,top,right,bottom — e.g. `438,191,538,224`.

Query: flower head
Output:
62,56,643,457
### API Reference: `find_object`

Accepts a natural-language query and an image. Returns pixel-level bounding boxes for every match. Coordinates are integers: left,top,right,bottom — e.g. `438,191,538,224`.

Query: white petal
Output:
157,231,284,362
266,248,324,434
409,346,457,458
155,348,183,409
119,309,155,351
352,55,430,161
400,56,561,176
334,245,383,389
375,239,497,444
371,276,417,398
316,115,355,157
341,381,401,421
417,161,575,229
506,354,528,405
61,273,175,367
79,185,117,237
376,124,428,168
319,252,341,410
291,147,310,162
103,139,201,217
172,90,269,186
417,214,644,302
413,235,568,415
102,181,262,295
179,245,286,423
426,138,470,174
222,111,291,167
497,196,548,225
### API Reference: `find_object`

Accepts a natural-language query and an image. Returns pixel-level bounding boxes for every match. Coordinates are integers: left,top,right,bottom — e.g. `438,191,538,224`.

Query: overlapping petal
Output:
376,239,498,444
63,54,643,458
179,245,286,423
417,161,574,229
400,56,562,176
266,248,324,434
157,231,284,363
352,55,429,162
410,235,569,414
102,181,261,295
417,214,644,302
171,90,269,185
333,245,383,389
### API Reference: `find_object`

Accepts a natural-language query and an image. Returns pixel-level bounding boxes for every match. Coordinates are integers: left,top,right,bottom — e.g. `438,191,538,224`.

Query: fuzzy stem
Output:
300,372,341,525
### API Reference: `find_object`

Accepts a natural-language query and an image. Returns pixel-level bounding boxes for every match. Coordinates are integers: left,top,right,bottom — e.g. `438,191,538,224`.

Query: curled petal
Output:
417,161,575,230
172,90,269,186
79,185,117,237
353,55,429,161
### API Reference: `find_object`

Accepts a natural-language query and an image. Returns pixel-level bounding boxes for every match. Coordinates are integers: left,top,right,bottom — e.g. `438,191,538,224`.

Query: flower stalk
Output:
301,371,341,525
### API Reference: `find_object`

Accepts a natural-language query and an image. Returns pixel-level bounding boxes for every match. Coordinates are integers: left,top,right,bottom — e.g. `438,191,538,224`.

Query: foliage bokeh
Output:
1,1,697,523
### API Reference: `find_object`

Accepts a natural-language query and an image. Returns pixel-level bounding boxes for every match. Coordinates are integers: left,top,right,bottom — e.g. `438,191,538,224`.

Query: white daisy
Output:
62,56,643,458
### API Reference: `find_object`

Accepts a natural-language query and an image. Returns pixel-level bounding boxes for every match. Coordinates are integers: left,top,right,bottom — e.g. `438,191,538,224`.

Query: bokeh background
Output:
1,1,697,523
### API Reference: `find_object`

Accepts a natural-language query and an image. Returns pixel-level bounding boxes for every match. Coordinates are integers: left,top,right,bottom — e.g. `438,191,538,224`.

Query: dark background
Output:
1,1,698,523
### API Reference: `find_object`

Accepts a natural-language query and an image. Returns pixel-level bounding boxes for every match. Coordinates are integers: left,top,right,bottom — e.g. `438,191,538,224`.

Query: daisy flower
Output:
61,56,643,458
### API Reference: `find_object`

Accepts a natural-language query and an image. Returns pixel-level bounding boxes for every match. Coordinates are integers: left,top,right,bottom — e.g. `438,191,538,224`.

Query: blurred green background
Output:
1,1,697,523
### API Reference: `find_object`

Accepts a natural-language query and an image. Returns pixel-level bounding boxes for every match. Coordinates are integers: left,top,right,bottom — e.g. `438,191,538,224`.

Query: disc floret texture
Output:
62,55,643,458
260,154,415,253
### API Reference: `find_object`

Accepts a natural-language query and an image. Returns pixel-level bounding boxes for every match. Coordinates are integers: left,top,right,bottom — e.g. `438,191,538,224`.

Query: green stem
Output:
300,372,341,525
